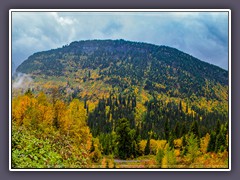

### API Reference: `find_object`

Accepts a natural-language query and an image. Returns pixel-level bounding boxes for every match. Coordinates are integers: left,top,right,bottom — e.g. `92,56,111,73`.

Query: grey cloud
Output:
12,73,33,89
11,11,229,70
102,21,123,35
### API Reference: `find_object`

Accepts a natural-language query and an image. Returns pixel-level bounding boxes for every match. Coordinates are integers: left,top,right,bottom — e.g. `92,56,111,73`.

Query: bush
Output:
161,144,177,168
156,148,164,168
90,148,102,163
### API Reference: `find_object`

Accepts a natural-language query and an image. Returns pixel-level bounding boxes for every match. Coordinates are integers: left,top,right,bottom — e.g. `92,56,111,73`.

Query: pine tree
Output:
168,132,175,149
181,135,187,156
88,70,91,78
116,118,132,159
86,105,89,114
84,97,87,109
179,100,182,112
156,148,165,168
132,141,137,158
144,138,151,155
185,133,200,163
164,119,170,140
207,131,216,152
216,120,221,135
174,122,180,138
215,131,226,153
180,122,187,137
190,121,200,138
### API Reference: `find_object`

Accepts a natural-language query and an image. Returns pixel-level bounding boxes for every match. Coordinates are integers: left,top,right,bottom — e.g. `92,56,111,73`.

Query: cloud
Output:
102,21,123,35
12,73,33,89
11,11,229,70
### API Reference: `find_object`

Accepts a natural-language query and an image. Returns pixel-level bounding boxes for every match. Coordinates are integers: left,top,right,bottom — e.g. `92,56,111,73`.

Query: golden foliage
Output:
135,103,146,123
60,99,91,144
200,133,210,153
174,138,182,149
161,144,177,168
139,140,147,155
12,95,36,126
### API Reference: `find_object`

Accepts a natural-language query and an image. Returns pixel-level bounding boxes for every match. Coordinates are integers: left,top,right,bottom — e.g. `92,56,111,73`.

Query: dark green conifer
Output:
144,138,151,155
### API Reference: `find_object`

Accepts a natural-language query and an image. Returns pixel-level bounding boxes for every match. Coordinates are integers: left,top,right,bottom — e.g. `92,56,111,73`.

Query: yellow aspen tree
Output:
61,99,91,145
200,133,210,154
12,95,32,126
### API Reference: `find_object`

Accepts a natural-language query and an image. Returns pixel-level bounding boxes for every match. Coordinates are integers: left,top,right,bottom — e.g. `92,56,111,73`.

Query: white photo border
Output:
9,9,231,171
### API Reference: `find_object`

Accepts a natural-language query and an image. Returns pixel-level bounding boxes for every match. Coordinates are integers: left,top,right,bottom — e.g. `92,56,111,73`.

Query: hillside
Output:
12,40,229,168
16,39,228,101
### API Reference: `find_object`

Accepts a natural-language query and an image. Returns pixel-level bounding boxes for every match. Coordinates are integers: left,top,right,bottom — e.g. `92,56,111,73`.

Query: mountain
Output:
16,39,228,102
14,40,229,161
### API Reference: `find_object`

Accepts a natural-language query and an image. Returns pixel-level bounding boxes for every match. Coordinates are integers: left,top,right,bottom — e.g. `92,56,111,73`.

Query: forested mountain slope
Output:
16,39,228,101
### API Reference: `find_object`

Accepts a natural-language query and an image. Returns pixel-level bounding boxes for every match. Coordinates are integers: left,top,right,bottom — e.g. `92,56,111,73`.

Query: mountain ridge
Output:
16,39,228,101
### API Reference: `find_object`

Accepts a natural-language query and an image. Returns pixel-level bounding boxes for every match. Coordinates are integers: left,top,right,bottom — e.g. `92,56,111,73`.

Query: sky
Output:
11,11,229,70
